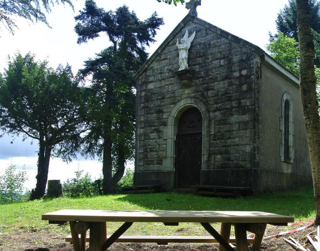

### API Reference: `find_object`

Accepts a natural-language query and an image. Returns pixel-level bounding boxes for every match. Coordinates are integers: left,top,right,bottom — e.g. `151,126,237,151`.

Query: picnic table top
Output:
42,210,294,225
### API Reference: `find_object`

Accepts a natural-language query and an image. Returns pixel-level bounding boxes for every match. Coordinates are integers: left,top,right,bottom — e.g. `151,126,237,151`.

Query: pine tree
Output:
75,0,164,194
0,0,74,34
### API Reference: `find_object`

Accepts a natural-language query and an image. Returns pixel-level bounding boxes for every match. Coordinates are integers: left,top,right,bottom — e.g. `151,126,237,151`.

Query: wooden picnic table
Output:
42,209,294,251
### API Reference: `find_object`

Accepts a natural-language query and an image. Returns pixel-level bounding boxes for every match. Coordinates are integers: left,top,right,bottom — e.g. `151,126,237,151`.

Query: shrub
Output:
117,169,134,188
63,169,100,198
0,164,28,204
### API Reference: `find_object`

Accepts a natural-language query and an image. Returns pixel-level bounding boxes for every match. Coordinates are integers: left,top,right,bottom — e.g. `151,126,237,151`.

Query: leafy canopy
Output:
0,53,85,160
74,1,164,193
156,0,185,5
0,0,73,34
272,0,320,66
267,32,300,76
75,1,164,67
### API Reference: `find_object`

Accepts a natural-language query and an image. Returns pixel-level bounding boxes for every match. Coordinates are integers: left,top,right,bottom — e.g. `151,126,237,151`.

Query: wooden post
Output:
90,222,106,251
69,221,81,251
74,222,90,234
248,223,266,251
74,221,90,250
219,223,231,251
234,224,248,251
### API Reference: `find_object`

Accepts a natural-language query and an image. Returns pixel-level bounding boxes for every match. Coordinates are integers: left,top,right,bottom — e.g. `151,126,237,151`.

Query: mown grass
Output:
0,185,316,237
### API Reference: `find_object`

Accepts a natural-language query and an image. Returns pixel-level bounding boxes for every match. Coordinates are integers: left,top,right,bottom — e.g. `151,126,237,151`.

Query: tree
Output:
156,0,185,4
296,0,320,225
0,164,28,204
79,49,136,194
0,0,74,34
74,0,164,194
0,53,86,200
272,0,320,66
267,32,300,76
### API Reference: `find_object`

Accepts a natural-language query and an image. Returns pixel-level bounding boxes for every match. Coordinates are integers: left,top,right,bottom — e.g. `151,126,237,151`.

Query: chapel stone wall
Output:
135,18,261,189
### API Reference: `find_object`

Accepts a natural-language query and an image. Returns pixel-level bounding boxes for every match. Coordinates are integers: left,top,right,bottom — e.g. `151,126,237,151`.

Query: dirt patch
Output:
0,224,317,251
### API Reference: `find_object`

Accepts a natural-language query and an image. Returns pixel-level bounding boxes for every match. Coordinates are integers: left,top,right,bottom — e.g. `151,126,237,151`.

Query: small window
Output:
280,93,294,163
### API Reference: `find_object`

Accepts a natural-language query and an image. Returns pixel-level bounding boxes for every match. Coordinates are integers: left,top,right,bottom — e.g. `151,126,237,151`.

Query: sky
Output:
0,0,290,190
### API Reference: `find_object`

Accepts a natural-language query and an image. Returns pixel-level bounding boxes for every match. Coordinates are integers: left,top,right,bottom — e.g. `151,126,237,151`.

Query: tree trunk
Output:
296,0,320,225
112,143,126,186
30,141,51,200
102,129,113,194
112,120,127,186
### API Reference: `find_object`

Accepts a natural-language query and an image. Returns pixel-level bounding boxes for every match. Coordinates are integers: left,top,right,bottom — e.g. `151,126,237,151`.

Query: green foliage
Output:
0,164,28,204
62,169,100,198
74,1,164,194
0,53,87,200
272,0,320,66
267,32,300,76
156,0,185,5
116,169,134,188
0,53,86,160
0,0,74,34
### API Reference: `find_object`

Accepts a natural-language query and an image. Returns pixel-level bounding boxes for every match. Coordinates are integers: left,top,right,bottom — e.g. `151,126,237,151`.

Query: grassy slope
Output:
0,185,315,236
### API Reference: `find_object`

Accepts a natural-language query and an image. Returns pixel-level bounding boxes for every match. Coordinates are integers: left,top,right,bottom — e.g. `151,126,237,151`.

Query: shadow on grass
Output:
115,185,315,218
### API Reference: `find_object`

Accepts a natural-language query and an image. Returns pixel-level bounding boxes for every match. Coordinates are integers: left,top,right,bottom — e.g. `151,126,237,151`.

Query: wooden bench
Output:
121,185,162,194
194,185,253,197
42,209,294,251
65,234,254,245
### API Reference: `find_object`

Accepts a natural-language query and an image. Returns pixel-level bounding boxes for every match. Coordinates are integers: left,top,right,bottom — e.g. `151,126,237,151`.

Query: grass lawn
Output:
0,185,316,237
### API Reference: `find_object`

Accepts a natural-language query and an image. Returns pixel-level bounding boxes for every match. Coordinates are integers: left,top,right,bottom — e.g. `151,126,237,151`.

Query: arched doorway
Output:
175,107,202,188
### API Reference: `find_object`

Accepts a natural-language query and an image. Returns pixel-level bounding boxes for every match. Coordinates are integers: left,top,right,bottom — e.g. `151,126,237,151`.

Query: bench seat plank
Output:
65,235,254,244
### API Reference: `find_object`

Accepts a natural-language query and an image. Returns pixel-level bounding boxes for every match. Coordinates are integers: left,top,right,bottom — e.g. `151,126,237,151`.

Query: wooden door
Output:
175,108,202,188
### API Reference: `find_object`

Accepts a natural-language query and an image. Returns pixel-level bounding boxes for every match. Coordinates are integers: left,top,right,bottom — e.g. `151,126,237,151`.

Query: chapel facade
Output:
134,3,312,193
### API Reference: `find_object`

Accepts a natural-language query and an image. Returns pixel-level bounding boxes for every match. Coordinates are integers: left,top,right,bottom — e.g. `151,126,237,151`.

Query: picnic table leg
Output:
234,224,248,251
89,222,106,251
101,222,133,251
249,224,266,251
74,221,90,251
219,223,231,251
80,233,86,250
201,223,234,251
69,221,81,251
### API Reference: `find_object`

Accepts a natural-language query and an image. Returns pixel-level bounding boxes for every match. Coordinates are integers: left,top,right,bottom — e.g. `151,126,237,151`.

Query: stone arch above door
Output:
163,97,210,171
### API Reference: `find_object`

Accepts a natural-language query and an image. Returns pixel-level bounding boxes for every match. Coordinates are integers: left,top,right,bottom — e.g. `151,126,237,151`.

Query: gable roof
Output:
135,14,299,85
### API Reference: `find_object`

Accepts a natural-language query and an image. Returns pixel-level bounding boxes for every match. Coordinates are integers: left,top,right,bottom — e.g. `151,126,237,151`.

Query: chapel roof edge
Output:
134,14,297,84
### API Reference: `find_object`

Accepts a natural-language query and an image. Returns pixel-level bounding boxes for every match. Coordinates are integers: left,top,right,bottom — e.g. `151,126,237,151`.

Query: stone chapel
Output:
134,1,312,194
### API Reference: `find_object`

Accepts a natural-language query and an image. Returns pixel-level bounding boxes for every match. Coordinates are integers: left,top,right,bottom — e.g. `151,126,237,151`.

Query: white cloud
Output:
0,157,133,191
0,157,103,190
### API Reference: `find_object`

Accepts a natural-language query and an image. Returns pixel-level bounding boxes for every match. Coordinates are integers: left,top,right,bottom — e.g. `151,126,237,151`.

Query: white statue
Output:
176,30,196,71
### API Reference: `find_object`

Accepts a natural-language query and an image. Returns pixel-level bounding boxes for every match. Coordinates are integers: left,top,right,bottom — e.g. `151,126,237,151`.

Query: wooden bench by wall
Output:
194,185,253,197
121,185,162,194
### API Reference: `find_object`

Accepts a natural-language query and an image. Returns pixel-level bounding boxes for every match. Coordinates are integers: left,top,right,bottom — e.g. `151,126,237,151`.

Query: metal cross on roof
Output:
186,0,201,17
